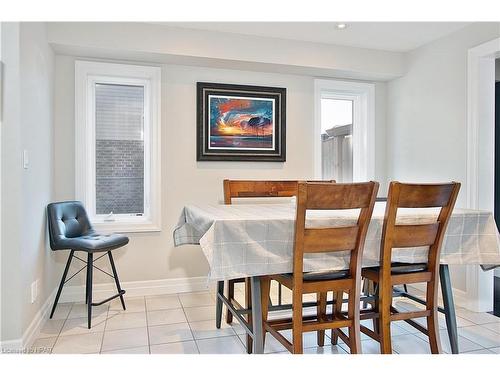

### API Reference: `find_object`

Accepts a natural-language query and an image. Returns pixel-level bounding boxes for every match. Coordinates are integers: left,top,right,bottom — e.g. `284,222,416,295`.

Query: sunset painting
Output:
208,95,275,150
197,82,286,162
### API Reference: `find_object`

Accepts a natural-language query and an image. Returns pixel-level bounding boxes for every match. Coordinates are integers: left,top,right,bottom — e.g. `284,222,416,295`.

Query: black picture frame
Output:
197,82,286,162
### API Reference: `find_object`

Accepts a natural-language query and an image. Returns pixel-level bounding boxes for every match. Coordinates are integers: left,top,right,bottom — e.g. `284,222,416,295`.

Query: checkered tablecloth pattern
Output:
174,202,500,281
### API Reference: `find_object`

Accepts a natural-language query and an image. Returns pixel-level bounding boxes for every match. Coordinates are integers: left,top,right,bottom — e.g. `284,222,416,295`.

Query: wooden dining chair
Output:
359,181,460,354
260,181,379,354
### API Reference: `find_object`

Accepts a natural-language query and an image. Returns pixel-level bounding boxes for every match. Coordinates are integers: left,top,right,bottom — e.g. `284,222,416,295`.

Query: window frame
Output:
75,60,161,233
314,79,375,182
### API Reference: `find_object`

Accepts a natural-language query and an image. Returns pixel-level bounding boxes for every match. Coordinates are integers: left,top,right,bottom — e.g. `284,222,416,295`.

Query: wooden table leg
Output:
250,276,264,354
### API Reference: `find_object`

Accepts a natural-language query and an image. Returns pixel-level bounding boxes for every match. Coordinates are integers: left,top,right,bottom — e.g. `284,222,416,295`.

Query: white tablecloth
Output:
173,202,500,280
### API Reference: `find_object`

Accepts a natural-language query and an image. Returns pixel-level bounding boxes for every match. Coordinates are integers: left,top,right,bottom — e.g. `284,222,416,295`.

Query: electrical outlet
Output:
31,279,38,304
23,150,29,169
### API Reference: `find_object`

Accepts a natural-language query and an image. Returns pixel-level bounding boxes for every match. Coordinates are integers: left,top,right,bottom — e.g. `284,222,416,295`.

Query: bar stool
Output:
47,201,129,328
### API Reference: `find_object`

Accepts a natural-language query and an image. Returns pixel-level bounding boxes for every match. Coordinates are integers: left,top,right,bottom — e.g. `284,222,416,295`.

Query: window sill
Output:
92,220,161,234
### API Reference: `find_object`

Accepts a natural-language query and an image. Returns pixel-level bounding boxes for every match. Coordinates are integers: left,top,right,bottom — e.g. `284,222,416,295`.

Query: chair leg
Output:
50,250,74,319
378,284,393,354
317,292,327,346
347,290,361,354
108,251,126,311
86,253,93,329
372,282,380,337
226,279,235,324
245,277,253,354
215,280,224,329
426,281,442,354
331,290,343,344
260,277,271,352
292,288,303,354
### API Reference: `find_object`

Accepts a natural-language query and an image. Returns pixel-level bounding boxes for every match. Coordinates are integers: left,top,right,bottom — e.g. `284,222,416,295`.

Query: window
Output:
320,98,353,182
314,79,375,182
75,61,161,232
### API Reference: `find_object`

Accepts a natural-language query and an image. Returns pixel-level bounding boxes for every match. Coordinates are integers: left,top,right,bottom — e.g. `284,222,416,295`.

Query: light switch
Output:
23,150,29,169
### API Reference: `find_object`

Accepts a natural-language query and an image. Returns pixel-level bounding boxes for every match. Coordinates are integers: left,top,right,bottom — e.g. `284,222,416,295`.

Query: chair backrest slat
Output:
395,183,457,208
293,181,379,282
392,223,439,248
223,179,335,204
305,183,376,210
303,226,359,253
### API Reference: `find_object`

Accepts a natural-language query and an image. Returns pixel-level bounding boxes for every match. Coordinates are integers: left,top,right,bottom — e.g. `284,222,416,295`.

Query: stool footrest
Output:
91,290,126,307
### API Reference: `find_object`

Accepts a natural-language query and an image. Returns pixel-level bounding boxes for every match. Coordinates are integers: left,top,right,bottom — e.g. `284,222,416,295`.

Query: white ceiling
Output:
156,22,471,52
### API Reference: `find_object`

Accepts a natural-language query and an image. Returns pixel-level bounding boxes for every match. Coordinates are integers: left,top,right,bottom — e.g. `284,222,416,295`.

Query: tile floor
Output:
29,283,500,354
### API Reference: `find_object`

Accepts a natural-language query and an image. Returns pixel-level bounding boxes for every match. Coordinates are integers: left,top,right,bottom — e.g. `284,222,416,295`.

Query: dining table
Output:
174,201,500,354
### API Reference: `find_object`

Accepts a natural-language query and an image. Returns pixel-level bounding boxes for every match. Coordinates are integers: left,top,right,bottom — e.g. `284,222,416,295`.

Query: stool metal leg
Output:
50,250,74,319
108,251,126,311
87,253,93,329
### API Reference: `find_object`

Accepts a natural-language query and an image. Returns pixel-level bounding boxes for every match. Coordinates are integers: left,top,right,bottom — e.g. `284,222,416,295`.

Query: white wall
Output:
387,22,500,208
53,56,388,290
1,22,55,344
386,22,500,302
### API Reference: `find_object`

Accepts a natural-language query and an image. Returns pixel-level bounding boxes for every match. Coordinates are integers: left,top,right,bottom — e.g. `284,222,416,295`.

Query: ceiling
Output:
156,22,471,52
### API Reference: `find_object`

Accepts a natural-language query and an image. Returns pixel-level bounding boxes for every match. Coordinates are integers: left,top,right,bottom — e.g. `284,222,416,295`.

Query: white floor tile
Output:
455,309,500,325
458,325,500,348
197,335,246,354
415,329,483,353
150,341,199,354
179,292,215,308
148,323,193,345
391,334,430,354
101,346,150,354
184,305,216,322
481,322,500,334
147,308,187,326
105,311,147,331
68,303,109,319
38,319,65,339
145,295,182,311
52,332,103,354
101,327,149,352
339,339,383,354
60,315,107,336
229,320,246,335
109,297,145,313
50,303,73,320
189,319,235,340
281,329,321,349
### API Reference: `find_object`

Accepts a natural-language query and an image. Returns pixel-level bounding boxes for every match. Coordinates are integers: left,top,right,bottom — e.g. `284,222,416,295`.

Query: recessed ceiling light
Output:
336,23,348,30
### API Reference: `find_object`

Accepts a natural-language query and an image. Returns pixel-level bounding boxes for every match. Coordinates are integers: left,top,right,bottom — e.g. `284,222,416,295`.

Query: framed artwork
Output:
197,82,286,161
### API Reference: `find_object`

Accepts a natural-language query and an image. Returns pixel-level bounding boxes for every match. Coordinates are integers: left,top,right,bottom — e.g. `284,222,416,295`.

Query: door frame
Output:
465,37,500,312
